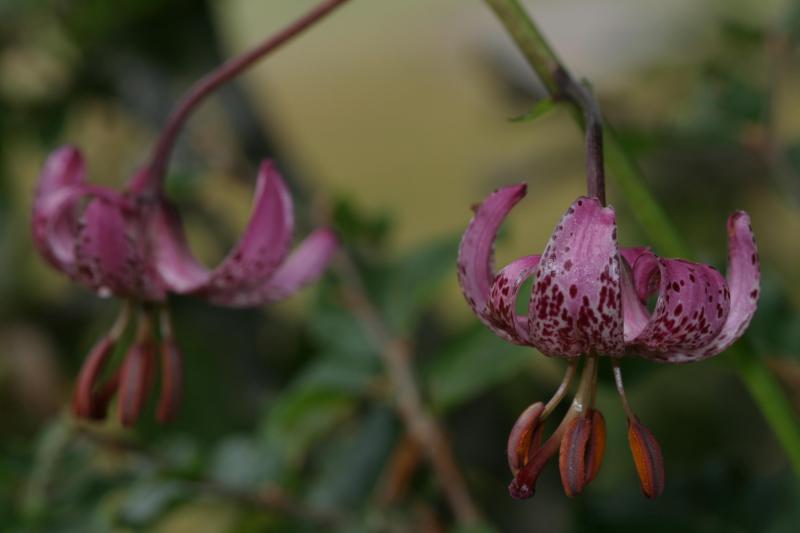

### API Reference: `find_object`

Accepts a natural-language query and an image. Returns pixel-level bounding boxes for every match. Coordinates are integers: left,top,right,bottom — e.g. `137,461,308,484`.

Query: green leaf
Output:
378,235,460,332
423,325,534,413
260,385,358,469
118,479,186,527
508,98,557,123
306,408,398,510
208,437,282,490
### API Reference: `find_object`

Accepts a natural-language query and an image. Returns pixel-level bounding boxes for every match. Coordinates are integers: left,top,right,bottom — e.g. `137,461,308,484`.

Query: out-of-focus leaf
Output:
208,437,281,490
119,479,186,527
746,275,800,359
509,98,557,123
307,407,398,510
423,326,533,413
720,19,765,48
259,385,358,469
378,235,460,332
453,522,500,533
310,285,376,363
332,197,392,249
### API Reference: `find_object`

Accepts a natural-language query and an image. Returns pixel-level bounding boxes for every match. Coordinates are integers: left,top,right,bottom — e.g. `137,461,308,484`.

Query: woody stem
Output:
137,0,351,193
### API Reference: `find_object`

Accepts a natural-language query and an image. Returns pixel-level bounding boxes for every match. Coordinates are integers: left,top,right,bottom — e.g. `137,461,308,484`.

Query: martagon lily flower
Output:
30,1,347,426
457,89,760,499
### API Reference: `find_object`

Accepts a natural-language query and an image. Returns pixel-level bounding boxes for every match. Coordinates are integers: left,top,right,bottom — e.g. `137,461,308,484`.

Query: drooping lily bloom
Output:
458,185,759,499
30,1,346,426
33,147,337,425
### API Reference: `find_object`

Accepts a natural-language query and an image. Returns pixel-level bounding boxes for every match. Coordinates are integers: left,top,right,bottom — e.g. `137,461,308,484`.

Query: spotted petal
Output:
207,227,338,307
75,198,161,299
686,211,760,360
629,259,729,363
485,255,540,344
457,184,527,336
152,160,294,301
620,247,658,303
529,197,624,357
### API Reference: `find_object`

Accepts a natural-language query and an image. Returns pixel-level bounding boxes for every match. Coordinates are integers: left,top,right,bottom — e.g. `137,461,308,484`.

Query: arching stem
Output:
133,0,351,193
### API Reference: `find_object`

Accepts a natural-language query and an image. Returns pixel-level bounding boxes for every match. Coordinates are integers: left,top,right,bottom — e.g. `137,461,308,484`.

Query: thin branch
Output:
334,254,482,525
137,0,351,193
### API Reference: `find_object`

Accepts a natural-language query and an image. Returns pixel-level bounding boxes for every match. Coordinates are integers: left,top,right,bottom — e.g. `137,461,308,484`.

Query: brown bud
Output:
72,337,115,420
118,341,155,427
156,339,182,424
558,409,606,497
507,401,545,475
627,416,665,498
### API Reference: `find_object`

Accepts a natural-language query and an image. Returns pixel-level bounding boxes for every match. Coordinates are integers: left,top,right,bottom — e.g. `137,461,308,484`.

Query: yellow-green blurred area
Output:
2,0,800,531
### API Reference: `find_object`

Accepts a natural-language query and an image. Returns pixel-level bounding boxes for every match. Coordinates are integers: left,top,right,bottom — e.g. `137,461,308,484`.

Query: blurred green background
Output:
2,0,800,531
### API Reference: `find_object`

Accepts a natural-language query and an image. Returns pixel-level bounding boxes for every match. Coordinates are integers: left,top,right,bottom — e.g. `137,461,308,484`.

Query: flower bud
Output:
627,416,665,498
558,409,606,497
507,401,545,475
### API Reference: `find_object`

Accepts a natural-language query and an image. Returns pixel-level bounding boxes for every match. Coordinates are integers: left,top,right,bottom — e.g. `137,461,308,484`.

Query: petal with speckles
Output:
153,160,295,298
75,198,153,298
485,255,540,344
208,227,338,307
629,259,729,362
692,212,760,358
620,247,659,303
675,211,760,361
457,184,527,337
528,197,624,357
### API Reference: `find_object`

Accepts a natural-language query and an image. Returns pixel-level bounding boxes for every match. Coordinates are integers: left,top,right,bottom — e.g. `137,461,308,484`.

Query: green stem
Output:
482,0,800,477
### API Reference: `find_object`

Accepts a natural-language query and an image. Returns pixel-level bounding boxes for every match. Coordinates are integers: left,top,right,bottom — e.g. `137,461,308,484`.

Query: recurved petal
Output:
686,212,760,360
153,160,294,301
32,146,87,272
206,227,338,307
485,255,540,344
621,247,659,303
629,259,729,362
457,184,527,330
528,197,624,357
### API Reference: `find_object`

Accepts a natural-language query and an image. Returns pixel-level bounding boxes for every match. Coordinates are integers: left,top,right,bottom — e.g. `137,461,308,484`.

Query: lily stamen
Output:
612,359,666,498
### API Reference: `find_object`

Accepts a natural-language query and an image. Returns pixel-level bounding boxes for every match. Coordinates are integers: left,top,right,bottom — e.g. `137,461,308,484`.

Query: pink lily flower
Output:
458,185,760,499
30,1,346,426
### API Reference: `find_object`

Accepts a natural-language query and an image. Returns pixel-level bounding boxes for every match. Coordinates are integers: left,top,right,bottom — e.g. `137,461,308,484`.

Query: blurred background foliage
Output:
1,0,800,531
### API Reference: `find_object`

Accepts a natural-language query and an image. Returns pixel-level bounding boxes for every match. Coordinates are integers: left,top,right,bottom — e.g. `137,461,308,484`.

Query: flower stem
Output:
541,359,578,419
482,0,800,478
335,254,481,524
135,0,351,193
